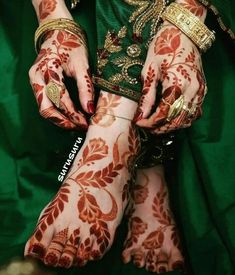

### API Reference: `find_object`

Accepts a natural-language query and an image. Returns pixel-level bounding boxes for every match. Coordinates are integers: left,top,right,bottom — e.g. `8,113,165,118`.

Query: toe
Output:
24,228,54,260
132,250,145,268
168,248,185,272
122,238,136,264
145,249,156,272
155,251,169,273
44,228,68,266
76,237,93,266
59,228,80,268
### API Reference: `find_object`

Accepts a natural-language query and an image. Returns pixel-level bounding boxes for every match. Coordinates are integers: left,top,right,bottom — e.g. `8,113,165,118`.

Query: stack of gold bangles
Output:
161,2,215,52
34,18,87,53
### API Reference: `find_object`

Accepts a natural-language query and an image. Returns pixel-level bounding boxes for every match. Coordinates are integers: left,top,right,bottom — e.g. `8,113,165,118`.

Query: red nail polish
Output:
87,101,95,114
133,109,143,123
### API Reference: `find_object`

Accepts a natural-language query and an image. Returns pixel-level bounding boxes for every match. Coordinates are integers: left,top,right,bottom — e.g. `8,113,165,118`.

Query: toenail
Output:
44,252,58,266
58,257,71,268
159,266,167,273
172,261,184,271
30,244,45,258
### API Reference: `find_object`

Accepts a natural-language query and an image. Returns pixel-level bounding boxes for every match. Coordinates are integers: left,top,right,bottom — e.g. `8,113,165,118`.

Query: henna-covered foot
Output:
25,91,139,268
122,165,184,273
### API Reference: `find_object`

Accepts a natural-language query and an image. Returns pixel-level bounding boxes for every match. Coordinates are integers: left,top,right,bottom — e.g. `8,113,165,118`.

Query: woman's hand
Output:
30,0,94,130
134,23,207,134
30,30,94,130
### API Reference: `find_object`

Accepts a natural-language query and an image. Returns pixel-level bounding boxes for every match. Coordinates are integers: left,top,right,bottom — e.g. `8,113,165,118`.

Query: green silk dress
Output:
0,0,234,274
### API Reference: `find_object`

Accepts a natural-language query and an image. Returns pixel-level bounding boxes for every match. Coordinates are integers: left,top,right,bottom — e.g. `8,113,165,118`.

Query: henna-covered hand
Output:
134,0,208,134
30,30,94,129
30,0,94,130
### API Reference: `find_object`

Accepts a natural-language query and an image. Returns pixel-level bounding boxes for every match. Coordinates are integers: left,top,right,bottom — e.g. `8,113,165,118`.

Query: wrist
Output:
32,0,73,23
175,0,207,22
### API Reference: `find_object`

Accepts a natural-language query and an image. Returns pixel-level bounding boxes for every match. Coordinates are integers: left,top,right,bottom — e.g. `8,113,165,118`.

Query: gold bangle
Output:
71,0,80,9
34,18,87,53
161,3,215,52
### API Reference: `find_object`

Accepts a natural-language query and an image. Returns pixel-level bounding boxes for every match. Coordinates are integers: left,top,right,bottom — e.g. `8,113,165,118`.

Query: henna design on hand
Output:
136,25,207,133
30,29,91,129
39,0,57,20
177,0,206,18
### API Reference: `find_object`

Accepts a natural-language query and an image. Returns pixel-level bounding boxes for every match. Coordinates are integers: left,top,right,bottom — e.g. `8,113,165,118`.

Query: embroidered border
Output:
93,76,141,102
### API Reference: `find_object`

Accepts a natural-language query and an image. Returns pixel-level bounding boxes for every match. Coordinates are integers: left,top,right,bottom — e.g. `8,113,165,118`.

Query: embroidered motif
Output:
127,44,142,57
97,27,127,75
110,57,144,85
124,0,167,40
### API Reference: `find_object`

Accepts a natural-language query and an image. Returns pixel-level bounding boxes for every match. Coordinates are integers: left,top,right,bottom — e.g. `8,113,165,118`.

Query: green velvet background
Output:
0,1,234,275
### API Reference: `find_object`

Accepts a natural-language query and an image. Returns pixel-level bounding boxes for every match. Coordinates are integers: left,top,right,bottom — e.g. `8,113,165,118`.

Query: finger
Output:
134,64,159,122
59,87,88,128
41,106,79,129
75,67,95,114
135,99,170,128
136,77,186,128
31,82,82,130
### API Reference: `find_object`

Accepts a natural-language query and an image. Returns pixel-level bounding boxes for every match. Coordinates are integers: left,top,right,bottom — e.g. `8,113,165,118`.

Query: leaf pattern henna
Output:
152,183,172,226
179,0,205,17
39,0,57,20
35,31,81,85
33,183,70,242
92,93,121,127
142,229,164,250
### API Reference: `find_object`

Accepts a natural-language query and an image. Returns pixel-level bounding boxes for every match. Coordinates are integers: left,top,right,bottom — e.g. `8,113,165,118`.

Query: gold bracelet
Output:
161,3,215,52
71,0,80,9
35,18,87,53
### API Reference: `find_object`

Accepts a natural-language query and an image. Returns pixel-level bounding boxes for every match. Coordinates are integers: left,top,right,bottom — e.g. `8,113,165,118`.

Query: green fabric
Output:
208,0,235,33
0,1,235,275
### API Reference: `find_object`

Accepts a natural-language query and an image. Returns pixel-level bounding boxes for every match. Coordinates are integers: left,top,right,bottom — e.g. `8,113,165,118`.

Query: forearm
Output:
32,0,73,23
175,0,207,21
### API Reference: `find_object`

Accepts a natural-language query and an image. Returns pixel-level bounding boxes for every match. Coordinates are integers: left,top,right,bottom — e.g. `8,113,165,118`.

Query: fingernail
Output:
159,266,167,273
87,100,95,114
133,108,143,123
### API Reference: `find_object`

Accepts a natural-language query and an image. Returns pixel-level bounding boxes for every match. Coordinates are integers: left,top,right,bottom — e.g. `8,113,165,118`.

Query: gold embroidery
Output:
93,77,141,102
124,0,166,40
110,57,144,84
97,27,127,74
127,44,142,57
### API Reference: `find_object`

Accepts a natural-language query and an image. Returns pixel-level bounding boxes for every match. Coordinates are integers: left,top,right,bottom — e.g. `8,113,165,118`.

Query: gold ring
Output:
46,82,61,108
166,95,185,121
182,103,197,117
